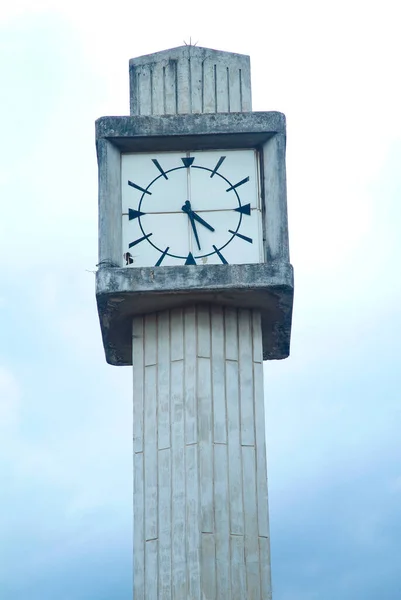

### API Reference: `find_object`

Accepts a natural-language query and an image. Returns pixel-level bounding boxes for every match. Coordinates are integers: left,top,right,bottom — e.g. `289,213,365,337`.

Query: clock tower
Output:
96,45,293,599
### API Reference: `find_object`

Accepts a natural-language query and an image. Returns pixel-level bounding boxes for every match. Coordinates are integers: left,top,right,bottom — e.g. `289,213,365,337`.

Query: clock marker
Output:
128,208,146,220
185,252,196,265
213,245,228,264
152,159,168,179
155,247,169,266
128,233,153,248
210,156,226,178
234,203,251,215
181,157,195,168
128,181,152,195
226,176,249,192
228,230,253,244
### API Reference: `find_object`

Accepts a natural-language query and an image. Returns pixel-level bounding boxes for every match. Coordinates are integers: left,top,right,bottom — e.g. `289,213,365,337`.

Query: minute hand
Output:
182,201,201,249
188,212,201,250
191,211,215,232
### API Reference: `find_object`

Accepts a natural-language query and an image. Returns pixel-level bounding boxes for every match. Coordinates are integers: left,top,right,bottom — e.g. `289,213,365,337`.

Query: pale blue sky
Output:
1,1,400,599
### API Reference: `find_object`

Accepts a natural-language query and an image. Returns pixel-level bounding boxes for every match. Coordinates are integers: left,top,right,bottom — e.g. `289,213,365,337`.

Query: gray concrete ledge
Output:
95,112,285,152
96,262,294,365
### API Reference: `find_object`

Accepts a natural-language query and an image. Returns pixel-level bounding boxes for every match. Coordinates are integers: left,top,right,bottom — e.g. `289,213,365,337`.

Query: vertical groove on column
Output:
202,533,216,598
225,307,246,599
152,63,165,116
190,57,202,113
171,308,184,361
254,363,269,536
225,308,238,361
238,309,259,598
228,66,241,112
252,312,263,364
260,537,272,600
240,66,252,111
144,363,158,541
253,309,272,597
158,312,171,598
164,61,177,115
177,58,190,114
184,307,197,445
184,307,200,598
238,310,255,446
242,445,260,598
215,63,229,113
214,443,230,598
197,306,215,598
144,315,157,366
170,309,186,597
202,59,215,114
212,305,230,598
158,446,171,598
231,535,246,600
211,306,226,444
134,449,145,599
158,312,170,451
133,317,145,599
133,318,144,453
138,65,152,116
186,440,200,599
145,539,158,598
144,314,158,599
197,306,213,534
171,357,186,597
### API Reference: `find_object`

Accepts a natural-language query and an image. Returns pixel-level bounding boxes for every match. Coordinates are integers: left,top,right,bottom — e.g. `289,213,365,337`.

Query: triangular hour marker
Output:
185,252,196,265
128,208,146,220
181,157,195,168
234,203,251,215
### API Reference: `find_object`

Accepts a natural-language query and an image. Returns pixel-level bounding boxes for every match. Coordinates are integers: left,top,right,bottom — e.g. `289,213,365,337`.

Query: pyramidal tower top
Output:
129,45,252,116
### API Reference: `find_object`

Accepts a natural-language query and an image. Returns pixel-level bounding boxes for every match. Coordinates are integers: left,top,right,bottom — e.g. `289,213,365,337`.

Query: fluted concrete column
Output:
132,305,272,599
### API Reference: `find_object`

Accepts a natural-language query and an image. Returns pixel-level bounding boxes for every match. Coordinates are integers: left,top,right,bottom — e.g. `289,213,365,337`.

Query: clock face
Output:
121,149,263,267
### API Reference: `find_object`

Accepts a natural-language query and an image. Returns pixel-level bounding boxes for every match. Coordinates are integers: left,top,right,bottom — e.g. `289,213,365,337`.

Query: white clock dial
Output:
121,149,263,267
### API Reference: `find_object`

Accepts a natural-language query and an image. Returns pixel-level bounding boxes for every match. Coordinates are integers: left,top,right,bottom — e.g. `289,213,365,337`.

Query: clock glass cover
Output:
121,149,263,267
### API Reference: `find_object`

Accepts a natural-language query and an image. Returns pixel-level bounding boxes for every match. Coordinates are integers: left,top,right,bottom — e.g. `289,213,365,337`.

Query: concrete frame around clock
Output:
95,111,294,366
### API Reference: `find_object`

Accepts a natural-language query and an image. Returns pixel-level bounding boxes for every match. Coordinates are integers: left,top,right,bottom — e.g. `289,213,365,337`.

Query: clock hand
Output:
188,212,201,251
182,201,201,250
182,201,215,232
191,211,215,232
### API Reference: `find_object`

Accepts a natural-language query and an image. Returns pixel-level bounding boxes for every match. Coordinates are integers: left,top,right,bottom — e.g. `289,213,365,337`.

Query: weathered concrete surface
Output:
96,262,293,366
95,111,285,147
132,306,272,599
95,111,292,365
129,45,252,116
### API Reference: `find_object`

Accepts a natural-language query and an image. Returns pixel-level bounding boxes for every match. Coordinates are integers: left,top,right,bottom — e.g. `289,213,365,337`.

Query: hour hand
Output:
191,211,215,232
182,201,215,232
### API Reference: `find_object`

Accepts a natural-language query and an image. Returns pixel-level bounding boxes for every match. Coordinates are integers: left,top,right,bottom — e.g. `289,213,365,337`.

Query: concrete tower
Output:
96,44,293,599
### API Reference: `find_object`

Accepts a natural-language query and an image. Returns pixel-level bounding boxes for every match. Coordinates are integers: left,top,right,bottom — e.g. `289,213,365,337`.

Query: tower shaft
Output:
132,306,272,599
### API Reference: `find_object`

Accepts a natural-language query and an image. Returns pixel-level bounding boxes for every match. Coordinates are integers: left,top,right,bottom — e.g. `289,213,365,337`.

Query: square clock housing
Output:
96,112,293,365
